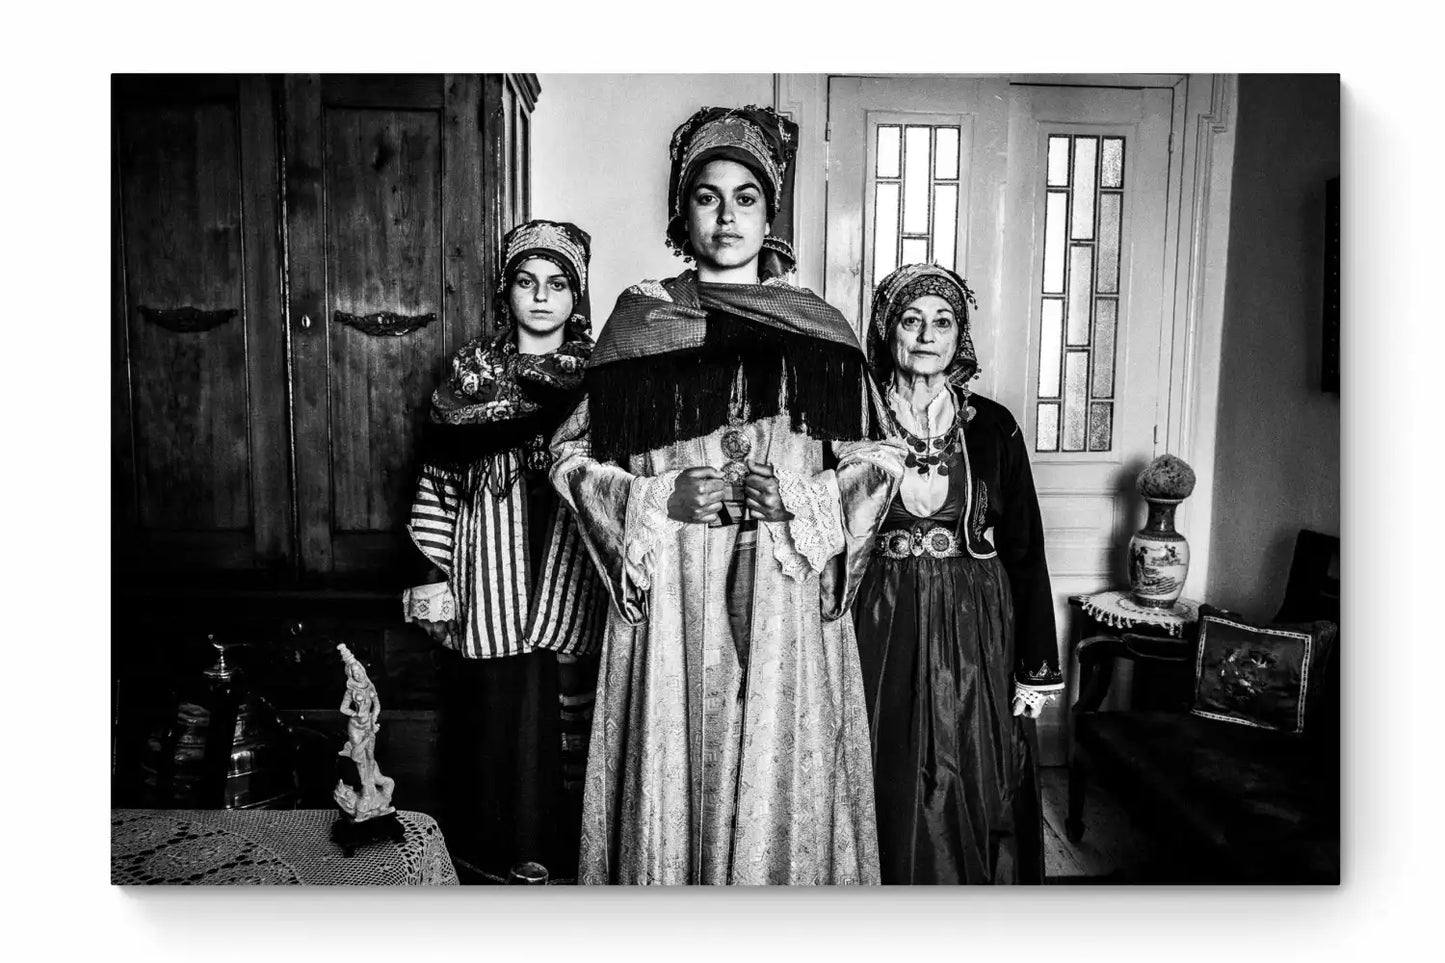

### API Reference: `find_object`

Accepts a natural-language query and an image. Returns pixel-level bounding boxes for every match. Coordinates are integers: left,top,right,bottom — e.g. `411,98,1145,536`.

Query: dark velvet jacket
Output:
955,392,1063,691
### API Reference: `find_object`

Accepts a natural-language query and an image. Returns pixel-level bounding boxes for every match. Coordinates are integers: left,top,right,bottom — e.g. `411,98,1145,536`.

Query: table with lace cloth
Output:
1067,591,1203,719
111,809,459,885
1075,590,1200,638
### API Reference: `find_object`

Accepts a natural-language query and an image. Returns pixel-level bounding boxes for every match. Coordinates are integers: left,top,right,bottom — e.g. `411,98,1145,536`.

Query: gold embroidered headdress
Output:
501,219,590,297
665,105,799,280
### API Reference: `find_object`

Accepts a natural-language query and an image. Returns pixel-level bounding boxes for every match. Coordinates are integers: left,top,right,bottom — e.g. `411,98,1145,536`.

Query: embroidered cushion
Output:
1190,605,1338,735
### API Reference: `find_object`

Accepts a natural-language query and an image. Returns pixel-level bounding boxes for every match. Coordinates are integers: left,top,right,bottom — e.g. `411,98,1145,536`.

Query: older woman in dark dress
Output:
854,263,1063,885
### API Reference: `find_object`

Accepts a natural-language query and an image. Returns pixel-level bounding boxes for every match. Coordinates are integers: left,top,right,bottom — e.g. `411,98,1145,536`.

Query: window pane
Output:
1088,402,1113,452
872,182,900,284
1036,403,1059,452
1043,191,1068,294
1101,137,1124,189
1047,136,1070,187
1092,298,1117,398
1067,245,1093,345
901,236,929,266
932,185,958,269
1098,192,1122,295
876,125,901,178
1063,351,1089,451
1039,132,1126,458
903,126,931,234
1038,298,1064,398
934,127,960,179
1071,136,1097,240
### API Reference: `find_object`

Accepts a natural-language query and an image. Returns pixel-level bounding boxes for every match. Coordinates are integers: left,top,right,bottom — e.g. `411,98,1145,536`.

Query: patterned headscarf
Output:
494,218,592,340
665,105,799,280
867,263,980,386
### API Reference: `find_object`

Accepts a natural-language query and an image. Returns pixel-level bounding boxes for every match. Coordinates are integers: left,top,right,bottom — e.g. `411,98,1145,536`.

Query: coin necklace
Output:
897,398,961,477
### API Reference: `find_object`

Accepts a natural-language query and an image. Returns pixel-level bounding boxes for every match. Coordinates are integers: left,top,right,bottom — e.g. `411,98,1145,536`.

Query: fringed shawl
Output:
420,333,591,498
585,271,883,463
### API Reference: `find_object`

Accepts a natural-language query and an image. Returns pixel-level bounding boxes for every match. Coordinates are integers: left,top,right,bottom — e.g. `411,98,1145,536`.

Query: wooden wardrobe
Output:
111,74,540,821
113,73,538,588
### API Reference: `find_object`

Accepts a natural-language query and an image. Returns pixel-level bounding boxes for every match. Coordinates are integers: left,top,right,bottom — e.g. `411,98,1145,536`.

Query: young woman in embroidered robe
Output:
549,106,905,884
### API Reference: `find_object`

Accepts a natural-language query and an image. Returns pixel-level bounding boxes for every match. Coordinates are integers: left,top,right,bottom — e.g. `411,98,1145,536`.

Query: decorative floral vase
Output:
1128,498,1190,609
1128,453,1197,610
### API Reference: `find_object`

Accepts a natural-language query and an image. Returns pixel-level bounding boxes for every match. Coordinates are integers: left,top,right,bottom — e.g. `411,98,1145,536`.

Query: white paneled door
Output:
825,77,1176,761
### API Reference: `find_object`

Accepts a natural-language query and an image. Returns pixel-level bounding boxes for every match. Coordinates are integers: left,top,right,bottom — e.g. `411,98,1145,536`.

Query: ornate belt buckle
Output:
910,529,925,557
922,528,955,558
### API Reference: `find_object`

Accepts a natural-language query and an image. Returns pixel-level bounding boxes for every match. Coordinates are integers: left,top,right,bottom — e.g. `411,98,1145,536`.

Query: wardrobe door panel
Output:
121,96,247,531
326,105,445,536
113,76,289,579
287,74,496,581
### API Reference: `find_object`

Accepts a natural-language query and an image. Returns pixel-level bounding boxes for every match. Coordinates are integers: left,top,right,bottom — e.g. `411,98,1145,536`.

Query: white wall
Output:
531,74,774,330
532,72,1337,622
1206,75,1340,617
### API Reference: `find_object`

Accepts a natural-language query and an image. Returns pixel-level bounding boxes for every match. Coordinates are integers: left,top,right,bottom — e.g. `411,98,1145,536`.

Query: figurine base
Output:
331,811,404,857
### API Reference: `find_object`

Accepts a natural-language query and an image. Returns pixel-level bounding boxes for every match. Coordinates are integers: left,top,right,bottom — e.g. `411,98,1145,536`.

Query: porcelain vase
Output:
1127,497,1190,609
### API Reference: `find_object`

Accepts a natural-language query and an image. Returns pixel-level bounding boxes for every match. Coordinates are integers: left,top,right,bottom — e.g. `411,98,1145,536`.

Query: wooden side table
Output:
1068,591,1201,712
1064,592,1202,842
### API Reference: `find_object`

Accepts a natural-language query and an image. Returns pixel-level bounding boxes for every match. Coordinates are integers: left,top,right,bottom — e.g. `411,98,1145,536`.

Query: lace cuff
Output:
1011,686,1058,714
402,581,455,623
768,469,846,580
623,469,684,592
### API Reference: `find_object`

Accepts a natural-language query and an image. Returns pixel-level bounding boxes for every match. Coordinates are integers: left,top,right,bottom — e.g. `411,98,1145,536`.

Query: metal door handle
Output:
333,310,437,337
138,305,236,333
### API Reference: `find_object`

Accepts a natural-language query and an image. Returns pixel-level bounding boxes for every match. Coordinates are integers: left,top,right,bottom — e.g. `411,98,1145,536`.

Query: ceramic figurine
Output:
333,644,396,822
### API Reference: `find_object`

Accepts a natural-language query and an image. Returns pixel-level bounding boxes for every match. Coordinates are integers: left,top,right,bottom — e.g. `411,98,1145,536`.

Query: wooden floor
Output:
1040,765,1157,882
459,766,1155,885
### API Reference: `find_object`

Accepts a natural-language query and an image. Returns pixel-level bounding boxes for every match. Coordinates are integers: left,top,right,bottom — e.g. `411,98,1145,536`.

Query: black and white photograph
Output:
103,70,1342,890
15,0,1445,946
4,0,1438,946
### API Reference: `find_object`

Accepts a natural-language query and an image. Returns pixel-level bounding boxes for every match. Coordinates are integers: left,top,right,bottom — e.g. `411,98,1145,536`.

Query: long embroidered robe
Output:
550,399,904,884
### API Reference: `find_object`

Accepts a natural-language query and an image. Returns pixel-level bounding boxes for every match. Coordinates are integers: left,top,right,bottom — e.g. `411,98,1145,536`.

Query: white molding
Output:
829,73,1187,90
1163,75,1238,602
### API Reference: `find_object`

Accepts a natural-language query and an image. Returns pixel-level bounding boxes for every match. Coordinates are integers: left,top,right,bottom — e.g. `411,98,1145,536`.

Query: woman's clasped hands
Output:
665,460,793,524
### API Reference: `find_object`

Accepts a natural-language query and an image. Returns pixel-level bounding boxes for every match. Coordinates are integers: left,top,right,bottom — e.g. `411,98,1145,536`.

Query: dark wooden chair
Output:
1067,530,1340,883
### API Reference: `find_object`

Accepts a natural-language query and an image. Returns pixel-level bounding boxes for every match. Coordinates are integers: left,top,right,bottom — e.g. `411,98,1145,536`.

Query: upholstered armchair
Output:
1067,530,1340,884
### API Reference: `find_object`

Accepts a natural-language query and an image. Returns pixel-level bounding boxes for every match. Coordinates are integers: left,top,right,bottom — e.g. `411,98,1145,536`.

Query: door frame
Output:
777,72,1237,603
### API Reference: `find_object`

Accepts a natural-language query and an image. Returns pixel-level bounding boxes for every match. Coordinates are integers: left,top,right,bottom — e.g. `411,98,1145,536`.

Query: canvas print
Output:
110,72,1340,885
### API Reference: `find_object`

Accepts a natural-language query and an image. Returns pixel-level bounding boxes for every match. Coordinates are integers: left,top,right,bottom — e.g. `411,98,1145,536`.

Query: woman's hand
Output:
743,461,794,522
667,467,726,524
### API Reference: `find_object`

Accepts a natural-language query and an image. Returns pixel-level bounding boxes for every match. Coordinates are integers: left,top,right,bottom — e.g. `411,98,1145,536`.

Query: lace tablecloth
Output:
111,809,459,885
1076,590,1201,637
